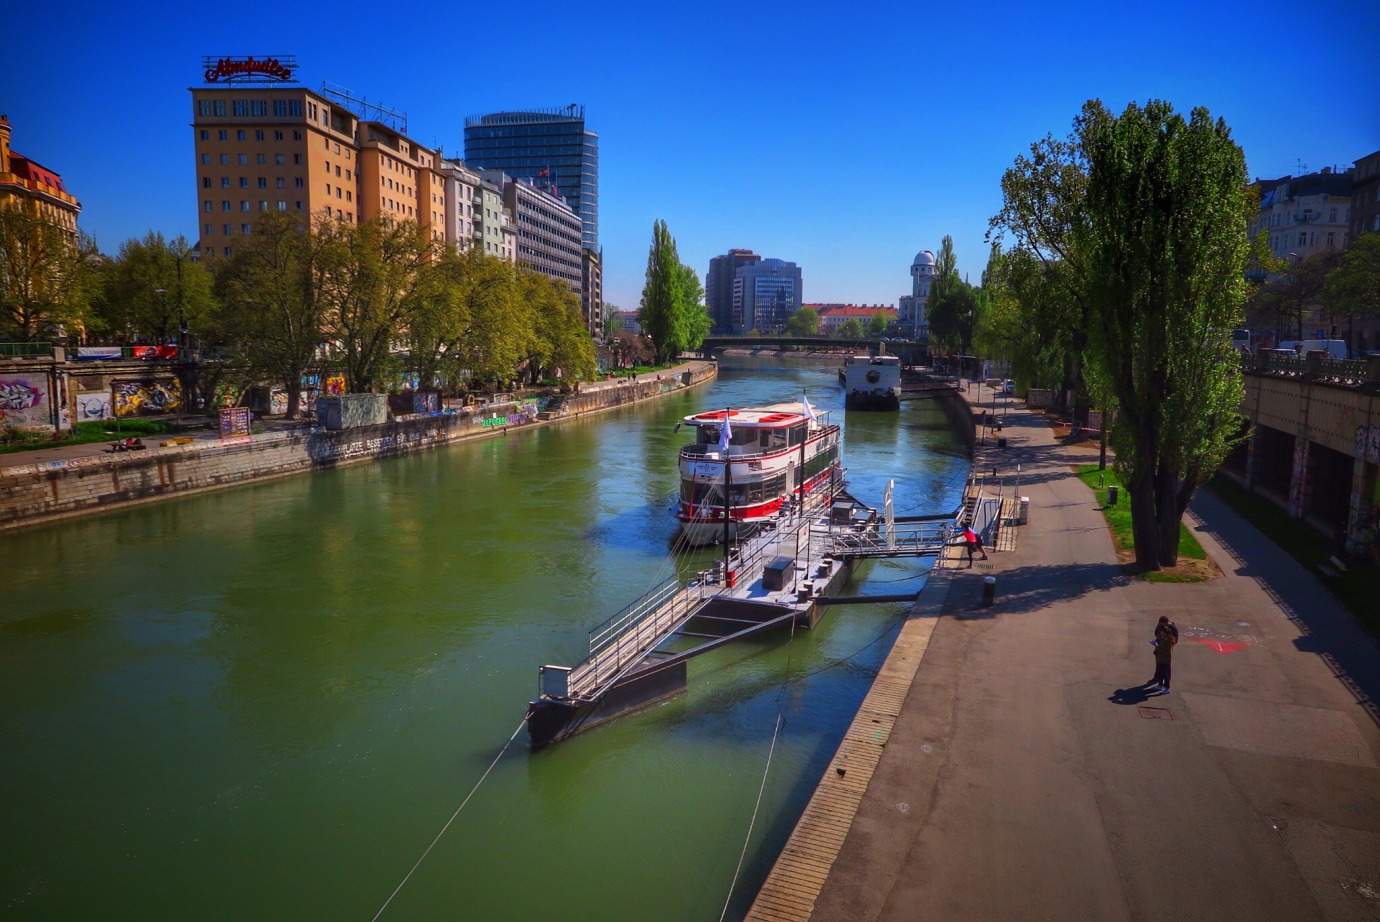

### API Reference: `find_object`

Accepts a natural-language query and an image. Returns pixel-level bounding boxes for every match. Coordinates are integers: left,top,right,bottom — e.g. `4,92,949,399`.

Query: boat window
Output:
771,430,788,450
789,426,804,447
759,430,771,449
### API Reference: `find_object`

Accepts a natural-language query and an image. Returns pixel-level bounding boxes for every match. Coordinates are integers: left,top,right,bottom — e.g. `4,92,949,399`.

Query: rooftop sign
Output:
202,55,298,84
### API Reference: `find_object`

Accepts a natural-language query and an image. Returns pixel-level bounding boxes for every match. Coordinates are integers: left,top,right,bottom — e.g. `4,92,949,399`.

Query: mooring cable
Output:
719,615,798,922
369,716,528,922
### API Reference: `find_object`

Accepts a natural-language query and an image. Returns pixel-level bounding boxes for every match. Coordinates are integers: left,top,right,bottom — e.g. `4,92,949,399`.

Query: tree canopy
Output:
638,220,708,363
994,99,1253,569
0,209,98,341
785,306,820,336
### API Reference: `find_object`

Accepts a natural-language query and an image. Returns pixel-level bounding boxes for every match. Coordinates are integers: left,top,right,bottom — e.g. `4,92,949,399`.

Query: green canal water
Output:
0,357,969,921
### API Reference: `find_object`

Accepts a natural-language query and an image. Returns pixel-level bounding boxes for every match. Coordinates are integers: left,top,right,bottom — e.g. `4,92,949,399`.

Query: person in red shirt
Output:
961,525,988,567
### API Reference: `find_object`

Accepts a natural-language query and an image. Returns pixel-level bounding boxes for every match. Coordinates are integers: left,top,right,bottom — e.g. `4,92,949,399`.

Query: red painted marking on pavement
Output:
1191,639,1250,654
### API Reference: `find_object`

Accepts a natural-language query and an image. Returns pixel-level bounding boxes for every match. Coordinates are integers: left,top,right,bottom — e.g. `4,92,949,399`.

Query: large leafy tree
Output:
1247,247,1344,343
837,318,865,339
639,220,681,364
1074,99,1251,568
91,232,215,344
212,211,333,418
521,270,595,386
867,310,889,336
785,306,820,336
1322,233,1380,340
0,208,97,341
321,217,435,393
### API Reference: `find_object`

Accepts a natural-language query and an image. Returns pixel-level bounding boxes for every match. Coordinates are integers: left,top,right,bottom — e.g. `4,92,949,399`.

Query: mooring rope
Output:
717,616,799,921
369,716,528,921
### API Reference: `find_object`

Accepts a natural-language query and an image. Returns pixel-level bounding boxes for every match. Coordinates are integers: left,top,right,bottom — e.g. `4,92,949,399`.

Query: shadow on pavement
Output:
1107,683,1167,705
949,561,1133,618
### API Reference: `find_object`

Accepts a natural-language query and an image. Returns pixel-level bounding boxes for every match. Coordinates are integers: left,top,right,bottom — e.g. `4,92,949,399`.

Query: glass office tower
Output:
463,105,598,251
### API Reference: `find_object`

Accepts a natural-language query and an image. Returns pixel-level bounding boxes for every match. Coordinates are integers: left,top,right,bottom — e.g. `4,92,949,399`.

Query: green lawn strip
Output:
1075,465,1207,578
1207,475,1379,636
0,419,176,456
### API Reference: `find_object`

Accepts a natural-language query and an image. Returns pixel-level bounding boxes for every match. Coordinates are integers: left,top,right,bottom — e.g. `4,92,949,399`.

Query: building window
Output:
199,129,209,141
201,154,211,165
274,130,283,141
276,177,285,189
274,100,288,117
202,177,211,188
214,100,226,117
240,178,249,189
345,191,352,202
293,154,302,165
237,130,246,141
238,154,248,165
258,178,267,189
326,184,332,195
222,201,231,211
275,154,284,165
204,200,213,212
234,100,249,117
241,201,250,212
324,137,330,150
205,223,213,235
1299,232,1308,246
218,130,228,141
224,247,232,257
345,169,351,180
294,178,303,188
255,129,265,141
278,201,287,211
242,224,252,234
333,143,340,154
296,201,304,211
221,177,230,188
198,100,213,117
260,201,268,211
293,129,302,140
335,165,341,177
224,224,232,234
256,154,266,165
251,100,267,117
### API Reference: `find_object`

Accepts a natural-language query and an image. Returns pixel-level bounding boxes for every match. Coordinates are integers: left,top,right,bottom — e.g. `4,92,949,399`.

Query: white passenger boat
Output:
841,354,901,411
675,398,842,546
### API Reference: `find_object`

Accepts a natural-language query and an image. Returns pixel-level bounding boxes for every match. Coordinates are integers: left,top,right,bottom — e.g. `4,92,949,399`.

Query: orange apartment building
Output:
191,59,443,258
0,114,81,239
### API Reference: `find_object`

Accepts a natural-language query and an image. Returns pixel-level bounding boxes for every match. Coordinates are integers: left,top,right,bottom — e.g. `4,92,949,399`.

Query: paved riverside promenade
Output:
752,393,1380,921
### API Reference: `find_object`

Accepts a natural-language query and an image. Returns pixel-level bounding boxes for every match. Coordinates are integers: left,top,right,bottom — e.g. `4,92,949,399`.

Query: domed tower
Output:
899,249,936,338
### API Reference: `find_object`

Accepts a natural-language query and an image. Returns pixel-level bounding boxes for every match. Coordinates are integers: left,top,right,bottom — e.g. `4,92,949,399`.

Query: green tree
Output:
91,232,215,344
867,310,889,335
1073,99,1251,569
637,221,706,364
1322,233,1380,341
837,318,865,339
521,269,595,386
1247,248,1343,342
320,217,435,393
785,306,820,336
211,211,332,418
0,209,97,341
927,279,979,355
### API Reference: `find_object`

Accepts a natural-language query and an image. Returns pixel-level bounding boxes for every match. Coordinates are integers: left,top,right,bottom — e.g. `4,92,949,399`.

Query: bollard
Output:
997,436,1007,449
982,576,996,607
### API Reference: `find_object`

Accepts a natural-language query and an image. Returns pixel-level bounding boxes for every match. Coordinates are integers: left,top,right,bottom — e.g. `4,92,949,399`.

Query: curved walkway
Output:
751,392,1380,921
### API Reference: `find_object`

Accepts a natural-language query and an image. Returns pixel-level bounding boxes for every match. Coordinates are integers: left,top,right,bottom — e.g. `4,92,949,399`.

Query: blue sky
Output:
3,0,1376,312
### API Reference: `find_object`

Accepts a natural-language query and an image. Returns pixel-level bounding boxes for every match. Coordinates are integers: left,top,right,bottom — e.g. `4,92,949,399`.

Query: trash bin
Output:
997,436,1007,449
1018,496,1030,525
1107,484,1119,505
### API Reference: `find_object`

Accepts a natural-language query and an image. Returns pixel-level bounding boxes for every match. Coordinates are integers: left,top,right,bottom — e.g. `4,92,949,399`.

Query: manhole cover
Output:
1137,706,1173,720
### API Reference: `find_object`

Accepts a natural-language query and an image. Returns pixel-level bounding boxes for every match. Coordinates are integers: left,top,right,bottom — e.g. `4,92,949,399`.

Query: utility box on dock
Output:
1018,496,1030,525
830,502,853,526
764,557,794,592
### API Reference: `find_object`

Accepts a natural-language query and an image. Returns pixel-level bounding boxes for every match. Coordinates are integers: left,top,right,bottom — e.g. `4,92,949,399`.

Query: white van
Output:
1296,340,1348,360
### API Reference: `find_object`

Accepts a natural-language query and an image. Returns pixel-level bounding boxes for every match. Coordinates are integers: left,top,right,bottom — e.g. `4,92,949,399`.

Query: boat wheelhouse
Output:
676,400,841,546
841,353,902,411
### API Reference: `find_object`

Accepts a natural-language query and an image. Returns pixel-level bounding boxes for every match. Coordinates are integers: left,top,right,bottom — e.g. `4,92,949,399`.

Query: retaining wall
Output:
0,362,717,531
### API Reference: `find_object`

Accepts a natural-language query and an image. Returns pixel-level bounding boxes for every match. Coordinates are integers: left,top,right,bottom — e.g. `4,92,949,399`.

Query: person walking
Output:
961,525,988,567
1148,615,1178,693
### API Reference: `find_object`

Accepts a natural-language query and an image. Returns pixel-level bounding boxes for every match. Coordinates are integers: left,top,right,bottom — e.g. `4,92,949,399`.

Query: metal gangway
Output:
539,487,838,705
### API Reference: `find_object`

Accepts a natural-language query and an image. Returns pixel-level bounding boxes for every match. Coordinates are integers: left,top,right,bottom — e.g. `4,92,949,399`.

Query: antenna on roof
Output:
1293,158,1309,175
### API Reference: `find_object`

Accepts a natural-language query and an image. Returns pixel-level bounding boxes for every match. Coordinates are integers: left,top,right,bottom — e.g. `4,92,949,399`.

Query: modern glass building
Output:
463,105,598,251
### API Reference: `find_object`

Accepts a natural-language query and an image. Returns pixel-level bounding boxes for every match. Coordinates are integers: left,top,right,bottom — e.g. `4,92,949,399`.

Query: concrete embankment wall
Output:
0,363,717,532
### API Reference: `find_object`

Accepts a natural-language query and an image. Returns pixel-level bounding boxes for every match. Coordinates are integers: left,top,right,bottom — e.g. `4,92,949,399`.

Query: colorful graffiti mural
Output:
113,379,182,417
325,376,346,396
0,376,48,427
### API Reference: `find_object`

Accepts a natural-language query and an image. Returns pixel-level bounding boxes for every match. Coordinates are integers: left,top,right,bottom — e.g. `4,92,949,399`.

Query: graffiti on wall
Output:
0,377,48,426
113,380,182,417
1355,426,1380,465
325,376,345,396
213,384,242,409
76,391,113,421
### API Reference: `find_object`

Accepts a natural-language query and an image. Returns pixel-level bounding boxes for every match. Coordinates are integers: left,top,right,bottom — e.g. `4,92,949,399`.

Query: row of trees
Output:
1,210,596,416
1246,234,1380,343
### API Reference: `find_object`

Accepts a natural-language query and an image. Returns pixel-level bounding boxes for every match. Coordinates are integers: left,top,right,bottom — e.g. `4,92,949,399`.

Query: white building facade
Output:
898,249,936,339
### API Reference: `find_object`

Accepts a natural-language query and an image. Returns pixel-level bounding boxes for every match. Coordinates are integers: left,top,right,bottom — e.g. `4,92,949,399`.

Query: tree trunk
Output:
1154,465,1181,568
284,376,301,420
1129,473,1160,571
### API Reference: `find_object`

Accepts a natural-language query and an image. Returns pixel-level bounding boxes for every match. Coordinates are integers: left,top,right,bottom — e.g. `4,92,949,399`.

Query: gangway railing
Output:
822,519,951,558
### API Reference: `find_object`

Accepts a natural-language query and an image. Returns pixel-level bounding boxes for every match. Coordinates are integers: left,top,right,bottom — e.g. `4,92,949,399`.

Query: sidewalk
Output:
799,396,1380,920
